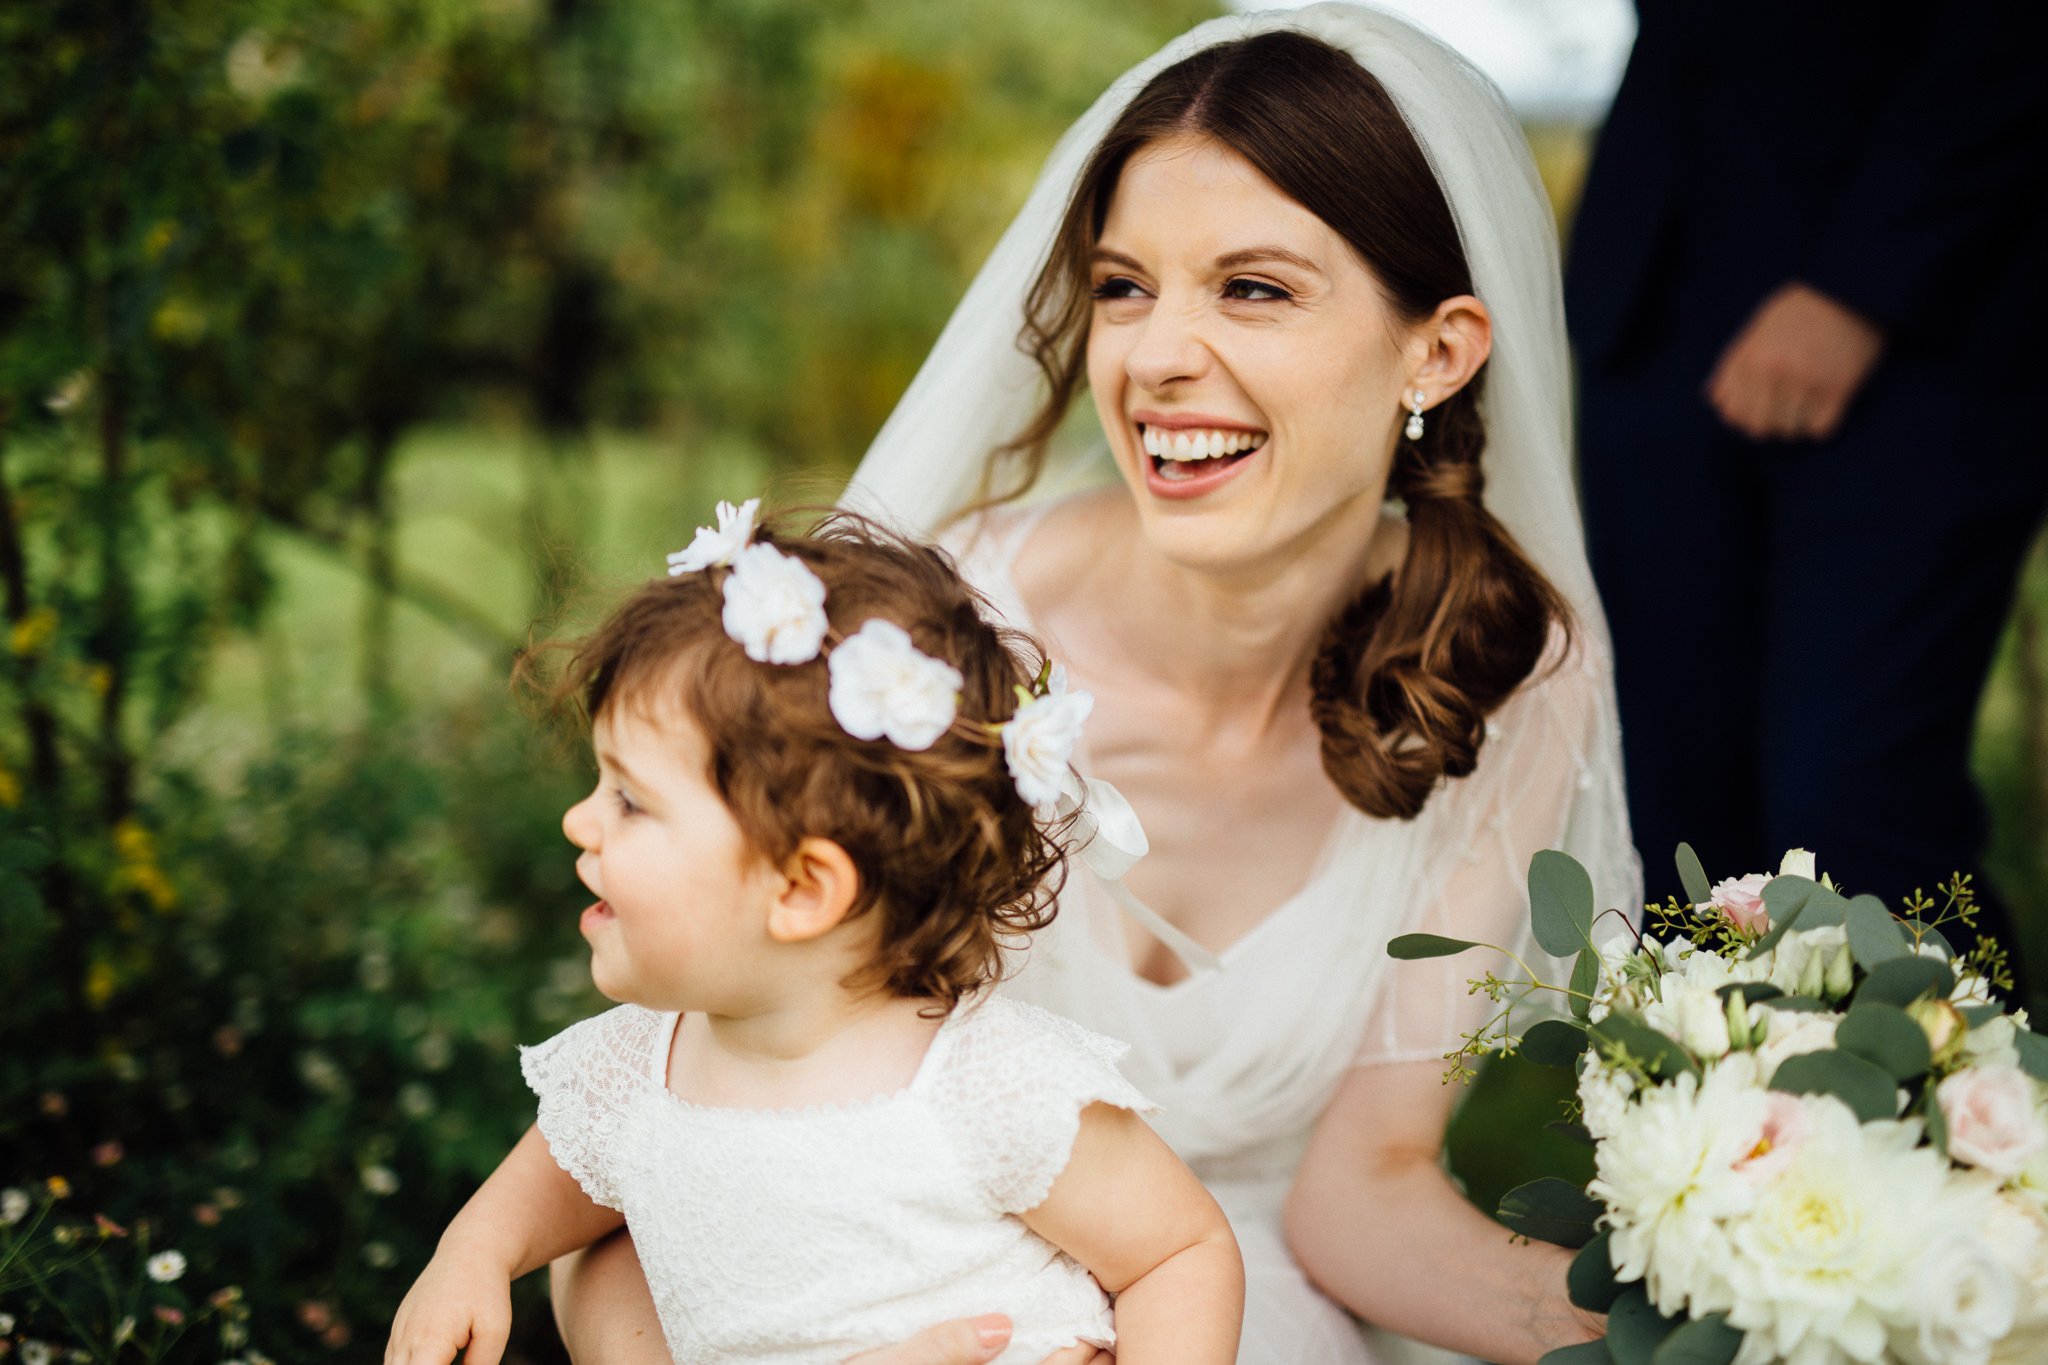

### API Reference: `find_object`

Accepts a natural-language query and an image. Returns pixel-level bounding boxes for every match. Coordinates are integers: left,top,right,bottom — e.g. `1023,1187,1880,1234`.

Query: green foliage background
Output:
2,2,2044,1362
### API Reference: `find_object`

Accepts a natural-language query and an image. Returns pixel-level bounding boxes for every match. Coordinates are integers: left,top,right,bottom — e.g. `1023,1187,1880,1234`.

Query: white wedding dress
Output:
842,5,1644,1360
943,507,1628,1365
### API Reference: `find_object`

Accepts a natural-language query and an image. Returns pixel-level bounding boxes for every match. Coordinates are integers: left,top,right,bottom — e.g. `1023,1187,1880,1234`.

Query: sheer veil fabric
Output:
845,5,1641,1361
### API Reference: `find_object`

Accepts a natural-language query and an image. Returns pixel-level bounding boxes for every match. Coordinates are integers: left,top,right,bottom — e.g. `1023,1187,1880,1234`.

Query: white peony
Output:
1578,1050,1639,1142
826,619,962,751
1589,1063,1769,1316
1720,1100,1967,1365
720,543,829,664
1002,673,1094,808
666,498,759,575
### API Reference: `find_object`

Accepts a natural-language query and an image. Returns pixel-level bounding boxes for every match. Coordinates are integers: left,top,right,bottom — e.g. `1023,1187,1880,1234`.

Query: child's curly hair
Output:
545,509,1065,1007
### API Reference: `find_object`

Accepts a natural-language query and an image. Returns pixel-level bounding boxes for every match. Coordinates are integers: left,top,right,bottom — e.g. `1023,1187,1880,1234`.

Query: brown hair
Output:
548,510,1063,1006
998,30,1569,819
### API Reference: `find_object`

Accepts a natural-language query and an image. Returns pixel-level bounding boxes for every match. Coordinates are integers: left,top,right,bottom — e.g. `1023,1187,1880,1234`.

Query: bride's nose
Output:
1124,299,1212,392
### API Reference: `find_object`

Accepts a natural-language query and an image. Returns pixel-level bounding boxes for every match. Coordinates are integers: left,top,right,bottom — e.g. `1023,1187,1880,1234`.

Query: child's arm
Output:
1021,1103,1244,1365
387,1124,625,1365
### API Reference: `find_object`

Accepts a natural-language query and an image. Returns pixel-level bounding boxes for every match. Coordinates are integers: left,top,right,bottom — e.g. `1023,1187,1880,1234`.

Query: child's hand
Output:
386,1249,514,1365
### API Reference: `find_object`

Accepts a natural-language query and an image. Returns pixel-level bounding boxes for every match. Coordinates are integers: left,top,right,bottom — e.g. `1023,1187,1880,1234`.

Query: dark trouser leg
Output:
1758,357,2047,996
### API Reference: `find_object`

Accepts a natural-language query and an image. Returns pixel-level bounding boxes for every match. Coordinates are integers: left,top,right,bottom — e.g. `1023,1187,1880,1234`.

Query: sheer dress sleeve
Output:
1352,632,1638,1068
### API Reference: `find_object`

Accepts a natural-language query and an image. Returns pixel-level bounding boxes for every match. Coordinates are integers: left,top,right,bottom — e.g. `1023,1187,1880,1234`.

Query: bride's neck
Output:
1092,502,1406,729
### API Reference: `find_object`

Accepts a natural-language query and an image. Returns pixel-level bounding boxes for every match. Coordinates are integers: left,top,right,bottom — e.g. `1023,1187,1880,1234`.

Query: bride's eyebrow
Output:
1214,246,1321,275
1090,247,1146,272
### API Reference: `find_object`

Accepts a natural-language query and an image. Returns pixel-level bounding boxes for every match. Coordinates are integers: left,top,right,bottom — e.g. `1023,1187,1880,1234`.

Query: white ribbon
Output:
1054,773,1223,976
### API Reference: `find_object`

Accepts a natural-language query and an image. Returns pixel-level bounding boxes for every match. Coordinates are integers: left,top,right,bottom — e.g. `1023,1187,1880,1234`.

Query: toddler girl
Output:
385,503,1243,1364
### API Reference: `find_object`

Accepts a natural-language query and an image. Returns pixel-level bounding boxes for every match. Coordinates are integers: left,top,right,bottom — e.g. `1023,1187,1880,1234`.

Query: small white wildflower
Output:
666,498,760,575
360,1165,400,1196
222,1321,250,1346
114,1315,136,1344
22,1339,54,1365
146,1249,187,1283
0,1311,15,1333
720,543,829,664
826,619,961,751
1002,670,1094,808
0,1187,28,1224
396,1082,435,1119
362,1241,397,1269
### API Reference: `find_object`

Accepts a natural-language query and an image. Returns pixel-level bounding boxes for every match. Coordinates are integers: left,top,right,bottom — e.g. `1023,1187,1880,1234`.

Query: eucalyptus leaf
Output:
1546,1119,1596,1148
1590,1012,1701,1081
1843,894,1909,967
1571,946,1600,1021
1498,1178,1603,1249
1675,842,1711,907
1748,879,1813,958
2015,1028,2048,1083
1925,1085,1950,1156
1539,1345,1613,1365
1770,1048,1899,1123
1521,1018,1591,1068
1796,882,1851,929
1766,995,1831,1013
1387,933,1479,960
1531,850,1597,957
1651,1315,1743,1365
1715,982,1784,1005
1568,1230,1623,1312
1606,1285,1677,1365
1834,1003,1931,1080
1960,1003,2005,1027
1854,955,1954,1009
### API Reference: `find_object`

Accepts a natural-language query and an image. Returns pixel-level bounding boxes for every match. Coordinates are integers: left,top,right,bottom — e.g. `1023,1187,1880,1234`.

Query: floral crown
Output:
665,499,1090,810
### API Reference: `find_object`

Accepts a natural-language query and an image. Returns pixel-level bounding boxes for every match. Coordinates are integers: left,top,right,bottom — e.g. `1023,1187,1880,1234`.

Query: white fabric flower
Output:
1002,670,1094,808
826,619,962,750
666,498,759,575
721,543,829,664
145,1249,187,1283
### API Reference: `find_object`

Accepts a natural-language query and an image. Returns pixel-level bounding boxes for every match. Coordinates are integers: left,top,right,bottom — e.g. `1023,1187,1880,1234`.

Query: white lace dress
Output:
520,994,1153,1364
946,506,1642,1365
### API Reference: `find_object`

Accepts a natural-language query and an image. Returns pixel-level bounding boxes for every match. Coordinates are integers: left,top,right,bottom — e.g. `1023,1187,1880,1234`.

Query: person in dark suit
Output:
1567,0,2048,988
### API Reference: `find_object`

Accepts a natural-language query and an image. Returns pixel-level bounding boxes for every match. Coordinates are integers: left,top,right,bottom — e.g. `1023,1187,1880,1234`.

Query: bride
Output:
556,5,1639,1362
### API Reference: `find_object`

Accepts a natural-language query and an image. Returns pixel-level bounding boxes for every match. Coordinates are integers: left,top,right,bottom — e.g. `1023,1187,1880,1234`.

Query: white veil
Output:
845,1,1638,922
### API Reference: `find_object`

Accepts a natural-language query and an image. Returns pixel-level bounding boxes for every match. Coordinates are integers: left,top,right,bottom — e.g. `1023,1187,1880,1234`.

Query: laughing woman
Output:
555,5,1639,1362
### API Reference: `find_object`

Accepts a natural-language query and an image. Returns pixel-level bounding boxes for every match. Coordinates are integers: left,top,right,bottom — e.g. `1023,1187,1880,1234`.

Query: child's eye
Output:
1090,276,1147,301
611,788,641,816
1222,277,1290,302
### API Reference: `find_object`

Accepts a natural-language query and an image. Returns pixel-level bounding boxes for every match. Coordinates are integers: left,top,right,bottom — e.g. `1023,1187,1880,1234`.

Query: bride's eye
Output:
1222,277,1290,302
1089,276,1147,301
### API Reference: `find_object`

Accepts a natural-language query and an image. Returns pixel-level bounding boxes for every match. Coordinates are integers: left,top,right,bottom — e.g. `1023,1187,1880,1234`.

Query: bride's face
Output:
1086,134,1422,574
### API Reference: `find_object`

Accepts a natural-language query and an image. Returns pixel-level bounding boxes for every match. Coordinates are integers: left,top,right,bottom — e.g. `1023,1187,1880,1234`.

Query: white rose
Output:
1908,1226,2018,1365
666,497,759,574
1966,1015,2023,1070
1002,673,1094,808
1778,848,1817,880
720,543,829,664
1941,1065,2048,1180
826,619,962,751
1644,980,1733,1060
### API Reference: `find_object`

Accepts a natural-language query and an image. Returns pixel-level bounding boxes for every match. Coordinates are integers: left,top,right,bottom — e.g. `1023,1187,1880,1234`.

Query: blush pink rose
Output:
1939,1064,2048,1179
1708,872,1772,932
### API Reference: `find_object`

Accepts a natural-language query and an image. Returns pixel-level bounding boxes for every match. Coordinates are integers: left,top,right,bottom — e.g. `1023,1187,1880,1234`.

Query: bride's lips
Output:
1133,412,1267,501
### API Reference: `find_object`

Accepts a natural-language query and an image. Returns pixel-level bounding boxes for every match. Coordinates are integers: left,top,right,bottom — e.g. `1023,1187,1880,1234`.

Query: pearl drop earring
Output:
1404,389,1426,441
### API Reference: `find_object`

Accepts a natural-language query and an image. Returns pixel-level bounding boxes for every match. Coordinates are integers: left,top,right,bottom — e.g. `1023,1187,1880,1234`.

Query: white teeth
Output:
1140,425,1268,462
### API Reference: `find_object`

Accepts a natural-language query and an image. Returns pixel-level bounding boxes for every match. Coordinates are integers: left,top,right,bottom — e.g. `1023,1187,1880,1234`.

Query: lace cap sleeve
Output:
518,1004,670,1210
933,996,1157,1215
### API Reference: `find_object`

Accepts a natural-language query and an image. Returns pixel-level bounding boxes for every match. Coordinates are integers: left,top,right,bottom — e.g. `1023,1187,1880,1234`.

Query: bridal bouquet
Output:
1393,847,2048,1365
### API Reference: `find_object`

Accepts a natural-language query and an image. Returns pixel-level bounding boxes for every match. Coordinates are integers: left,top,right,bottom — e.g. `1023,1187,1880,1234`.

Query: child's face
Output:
561,701,782,1013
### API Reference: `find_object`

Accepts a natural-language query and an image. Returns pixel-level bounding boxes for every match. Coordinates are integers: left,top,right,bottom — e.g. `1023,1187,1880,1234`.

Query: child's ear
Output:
765,837,861,944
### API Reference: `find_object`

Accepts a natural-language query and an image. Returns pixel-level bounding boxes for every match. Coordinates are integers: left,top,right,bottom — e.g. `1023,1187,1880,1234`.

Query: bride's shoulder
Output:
939,488,1126,609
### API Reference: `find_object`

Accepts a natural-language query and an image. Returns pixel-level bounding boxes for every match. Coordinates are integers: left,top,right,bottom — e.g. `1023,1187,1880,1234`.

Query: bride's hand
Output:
842,1317,1111,1365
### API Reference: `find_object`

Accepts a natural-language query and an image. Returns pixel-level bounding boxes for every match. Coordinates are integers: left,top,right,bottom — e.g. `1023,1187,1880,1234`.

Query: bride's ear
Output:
1409,294,1492,409
765,837,861,944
